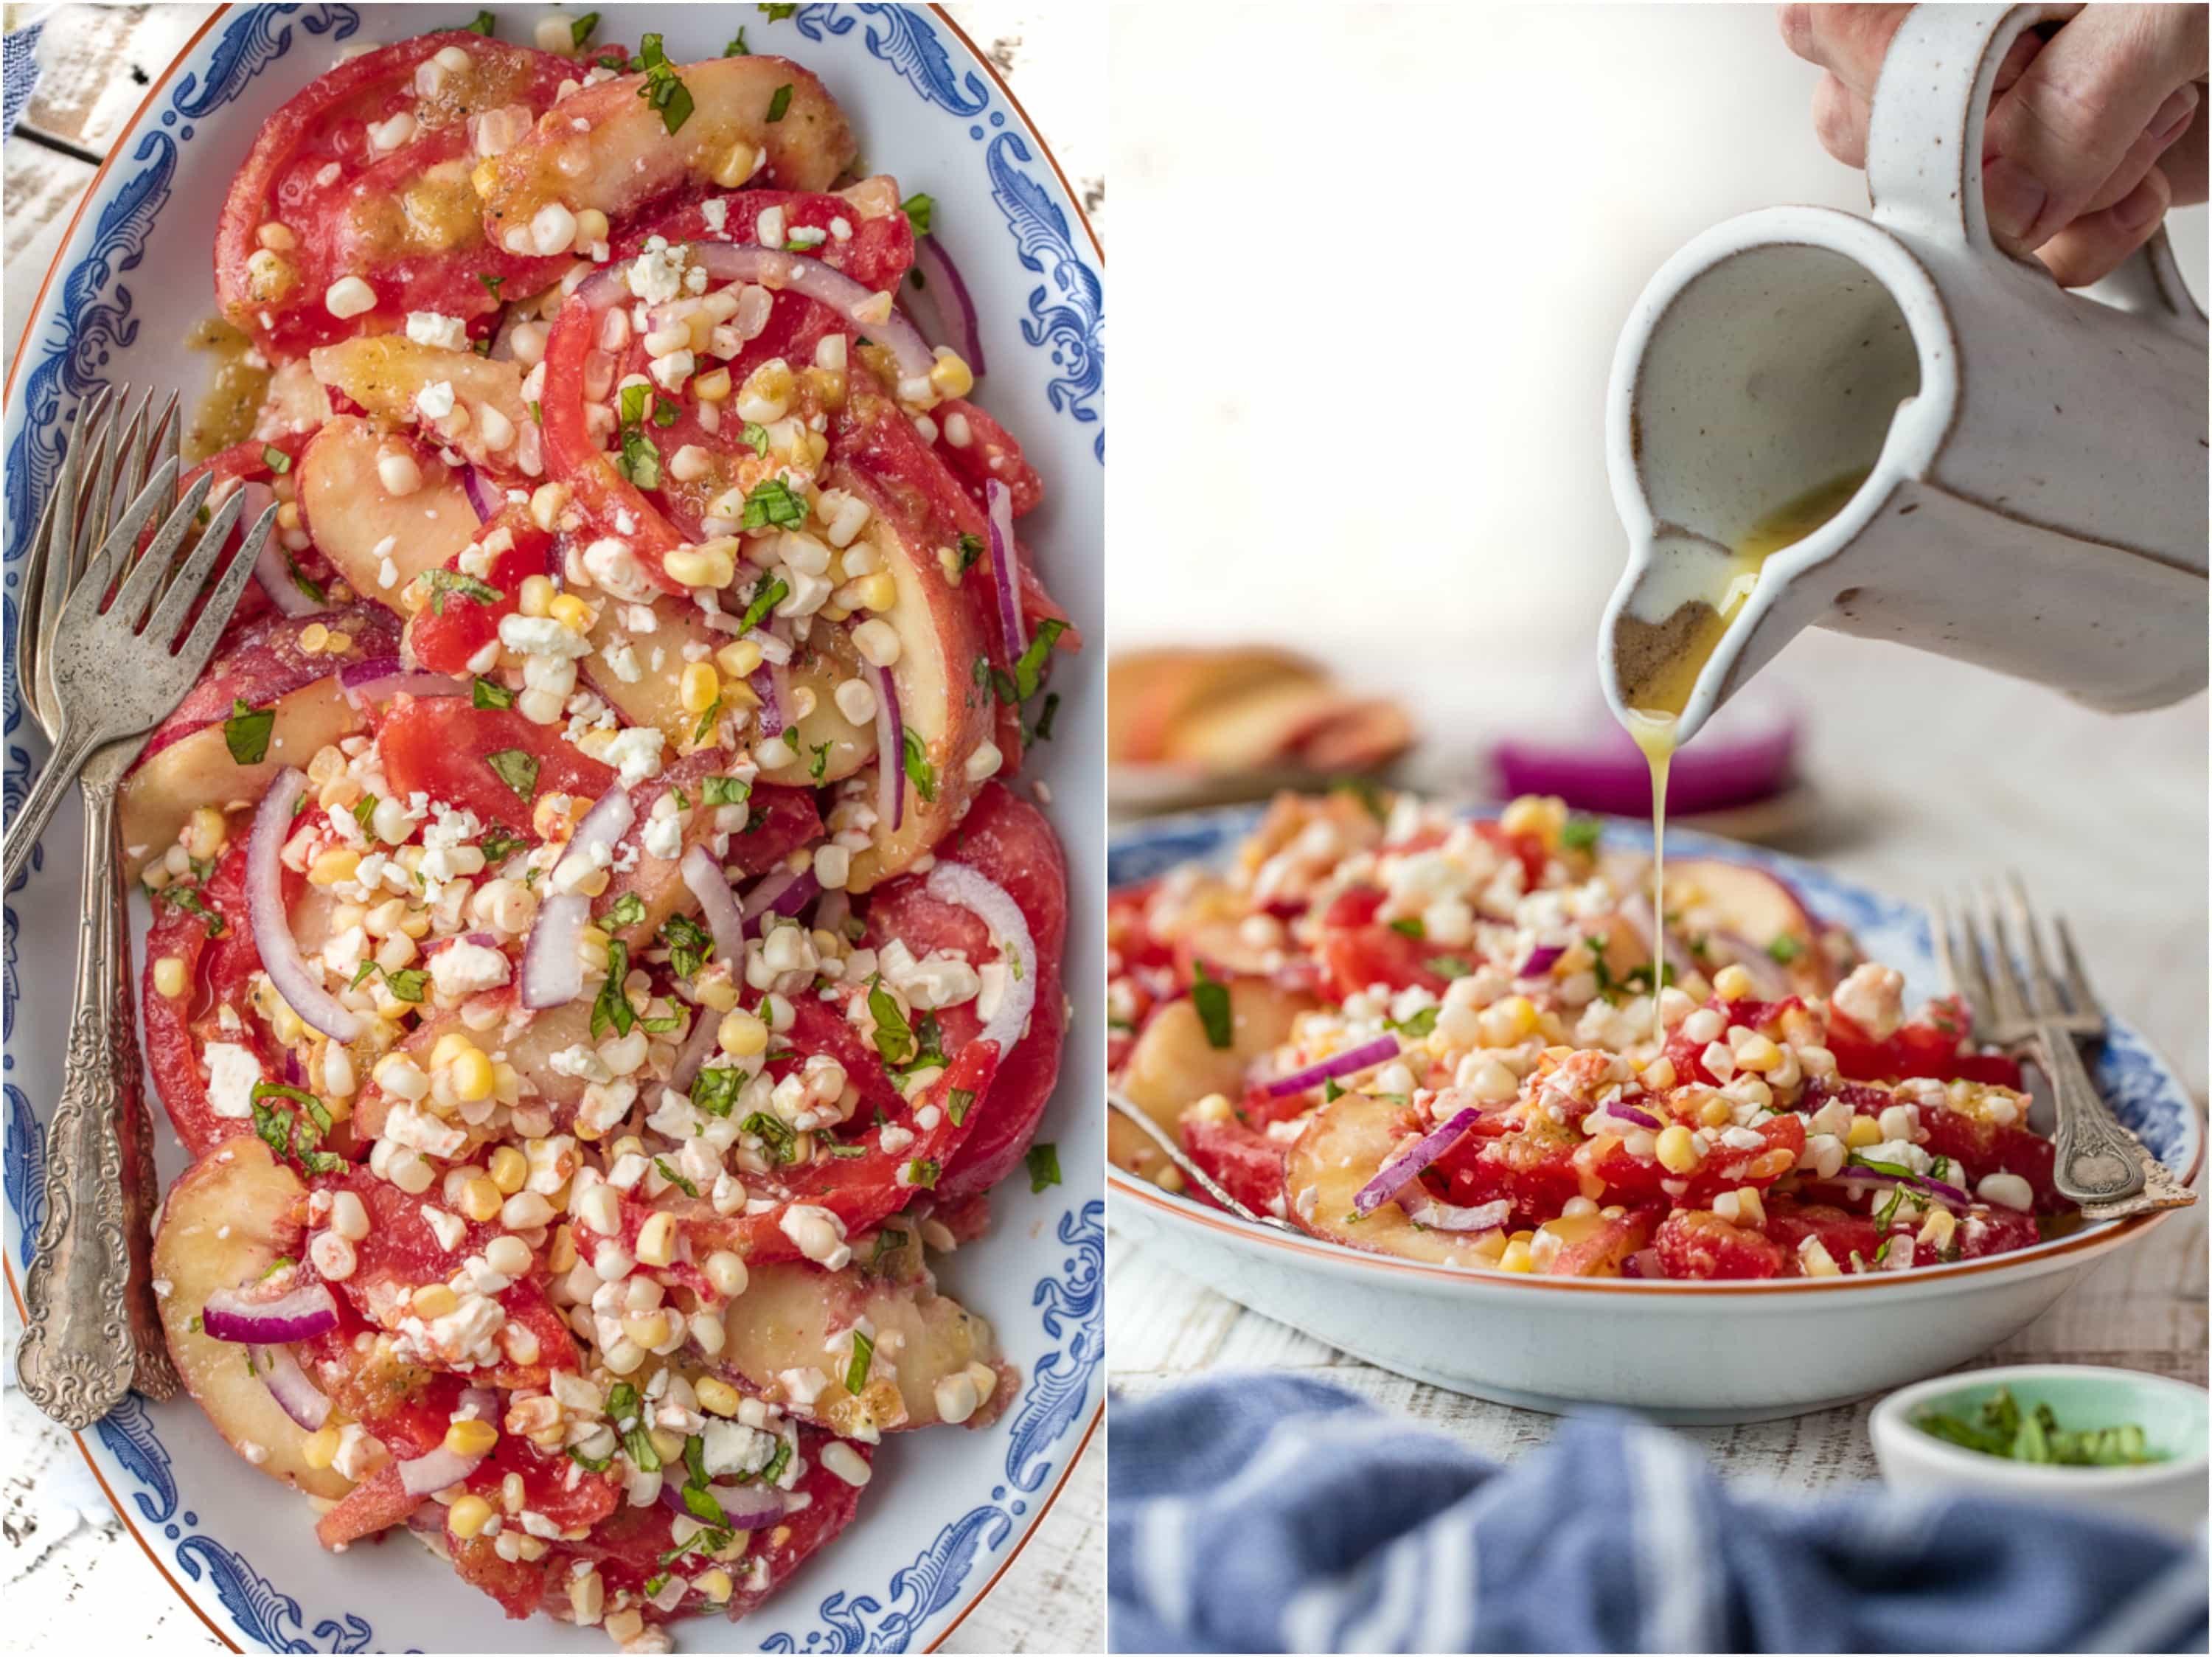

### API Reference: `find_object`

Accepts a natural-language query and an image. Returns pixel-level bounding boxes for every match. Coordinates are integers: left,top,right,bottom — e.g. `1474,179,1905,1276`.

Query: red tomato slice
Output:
617,189,914,288
404,513,552,675
1183,1112,1288,1216
932,397,1043,518
142,845,282,1158
1441,1109,1584,1223
1314,886,1450,1002
1652,1209,1787,1279
1761,1198,1885,1273
858,782,1068,1198
215,32,571,357
1828,1003,2023,1090
376,695,616,833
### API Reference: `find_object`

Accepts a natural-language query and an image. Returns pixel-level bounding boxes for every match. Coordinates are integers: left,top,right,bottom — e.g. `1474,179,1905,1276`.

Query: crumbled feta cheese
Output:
203,1042,263,1119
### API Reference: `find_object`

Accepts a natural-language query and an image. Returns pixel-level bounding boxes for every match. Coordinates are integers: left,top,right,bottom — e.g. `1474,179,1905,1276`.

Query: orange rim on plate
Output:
1,8,1104,1651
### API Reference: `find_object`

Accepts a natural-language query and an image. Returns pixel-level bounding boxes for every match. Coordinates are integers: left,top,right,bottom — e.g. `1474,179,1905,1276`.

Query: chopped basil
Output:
956,532,985,572
726,28,749,55
616,426,662,490
351,793,379,831
1334,777,1388,822
1388,917,1425,939
1391,1005,1440,1039
1425,954,1474,979
692,697,722,747
867,977,916,1068
900,193,934,237
692,1066,742,1117
460,10,495,35
737,574,790,633
701,774,751,807
481,825,527,862
740,420,770,457
619,382,649,426
741,1111,798,1164
622,1418,661,1473
472,675,515,710
383,965,428,1004
653,396,681,429
1916,1386,2163,1466
1012,618,1068,701
477,272,505,299
568,1445,612,1473
1190,960,1233,1050
1030,690,1060,743
808,741,830,781
653,1157,699,1198
902,729,937,803
485,746,539,800
946,1088,975,1127
261,444,292,475
766,83,793,122
634,35,695,135
681,1482,726,1529
1767,934,1804,965
223,699,274,765
740,477,808,532
1026,1142,1060,1194
1322,1077,1346,1103
844,1329,874,1394
425,567,504,614
591,941,636,1039
904,1156,940,1190
569,10,599,47
605,892,646,931
660,912,713,979
153,879,226,938
1560,816,1602,852
759,2,799,17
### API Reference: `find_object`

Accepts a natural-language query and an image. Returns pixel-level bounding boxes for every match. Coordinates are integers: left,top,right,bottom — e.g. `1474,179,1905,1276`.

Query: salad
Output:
1108,790,2069,1279
119,19,1074,1649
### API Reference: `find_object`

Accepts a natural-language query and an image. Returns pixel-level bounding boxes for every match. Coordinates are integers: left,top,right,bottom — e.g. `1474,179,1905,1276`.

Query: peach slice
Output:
1283,1091,1500,1268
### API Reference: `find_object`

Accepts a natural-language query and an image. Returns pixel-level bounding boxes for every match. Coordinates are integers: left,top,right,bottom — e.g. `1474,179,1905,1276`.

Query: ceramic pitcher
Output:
1599,1,2208,746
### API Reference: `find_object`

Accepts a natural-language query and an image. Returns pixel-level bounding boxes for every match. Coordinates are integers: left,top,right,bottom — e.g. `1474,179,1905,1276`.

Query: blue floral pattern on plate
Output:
1108,806,2201,1179
2,7,1103,1651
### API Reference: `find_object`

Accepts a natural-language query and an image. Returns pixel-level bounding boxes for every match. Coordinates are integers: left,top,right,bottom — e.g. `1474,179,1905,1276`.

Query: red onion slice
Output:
698,611,795,666
1397,1192,1510,1233
751,662,787,737
247,482,325,618
520,892,588,1010
984,479,1024,663
1817,1168,1972,1207
1515,942,1568,980
1706,931,1792,998
681,844,745,966
658,1473,787,1529
1623,1248,1662,1279
923,861,1037,1058
202,1279,340,1344
551,784,638,890
398,1445,487,1497
863,660,903,832
247,770,364,1042
338,655,470,709
459,465,504,524
1352,1107,1481,1217
1263,1035,1399,1100
1598,1102,1665,1131
741,866,818,924
906,232,987,378
251,1343,333,1429
577,243,933,385
1620,893,1697,986
669,1006,723,1093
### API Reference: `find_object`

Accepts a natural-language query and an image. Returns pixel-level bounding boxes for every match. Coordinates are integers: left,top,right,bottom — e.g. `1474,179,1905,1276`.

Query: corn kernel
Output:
1498,1239,1534,1273
459,1176,504,1222
1846,1115,1882,1149
1654,1123,1702,1174
413,1283,459,1319
710,140,758,189
549,593,591,632
1697,1097,1733,1128
183,805,229,860
307,847,361,886
518,574,556,617
546,1223,578,1274
451,1048,495,1102
715,639,763,679
488,1145,527,1194
693,367,732,403
1713,964,1755,1001
717,1010,768,1057
431,1032,476,1069
153,956,189,998
696,1568,734,1603
663,547,713,588
446,1493,494,1538
1733,1187,1767,1227
695,1375,742,1417
680,661,720,714
634,1211,677,1267
444,1417,499,1456
646,1426,684,1464
301,1425,341,1470
854,571,897,613
928,350,975,399
1734,1033,1783,1071
695,974,740,1013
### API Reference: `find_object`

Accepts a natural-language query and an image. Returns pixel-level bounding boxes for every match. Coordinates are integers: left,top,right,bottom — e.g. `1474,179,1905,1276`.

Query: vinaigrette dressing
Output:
1618,468,1868,1036
184,316,270,462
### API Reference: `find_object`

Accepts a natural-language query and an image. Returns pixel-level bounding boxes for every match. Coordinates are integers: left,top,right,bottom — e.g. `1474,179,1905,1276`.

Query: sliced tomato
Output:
315,1463,424,1549
376,695,616,833
1440,1109,1583,1223
1315,885,1450,1002
404,515,552,675
215,32,571,357
1183,1112,1289,1216
619,188,914,288
145,603,399,763
1651,1209,1787,1279
1475,821,1548,889
1761,1198,1885,1273
463,1431,619,1533
142,845,283,1158
932,397,1043,517
1953,1203,2043,1259
1918,1104,2062,1213
858,783,1068,1198
1543,1208,1654,1277
447,1529,549,1620
1828,1002,2024,1090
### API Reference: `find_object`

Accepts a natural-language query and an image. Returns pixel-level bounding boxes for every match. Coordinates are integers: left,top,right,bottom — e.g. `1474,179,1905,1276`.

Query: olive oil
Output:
185,317,269,462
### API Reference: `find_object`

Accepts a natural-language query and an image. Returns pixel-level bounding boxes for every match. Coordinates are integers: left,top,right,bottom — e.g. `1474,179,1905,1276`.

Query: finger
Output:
2162,97,2208,206
1983,7,2202,249
1812,74,1870,168
1780,4,1915,99
2035,164,2171,288
2077,80,2200,215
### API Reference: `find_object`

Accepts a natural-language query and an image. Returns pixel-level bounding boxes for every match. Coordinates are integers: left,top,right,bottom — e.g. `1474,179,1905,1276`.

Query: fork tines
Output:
1936,879,2107,1043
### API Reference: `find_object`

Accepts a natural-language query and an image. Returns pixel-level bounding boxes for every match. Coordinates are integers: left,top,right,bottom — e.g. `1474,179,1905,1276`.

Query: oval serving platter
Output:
1107,804,2200,1423
2,5,1104,1651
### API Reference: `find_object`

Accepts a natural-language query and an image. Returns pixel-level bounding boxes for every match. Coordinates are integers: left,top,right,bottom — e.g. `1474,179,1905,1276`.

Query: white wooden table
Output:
0,7,1103,1653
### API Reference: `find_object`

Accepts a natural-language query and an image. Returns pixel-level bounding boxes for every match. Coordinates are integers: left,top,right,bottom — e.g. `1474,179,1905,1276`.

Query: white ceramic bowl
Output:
1871,1365,2211,1539
1,6,1104,1651
1107,806,2202,1425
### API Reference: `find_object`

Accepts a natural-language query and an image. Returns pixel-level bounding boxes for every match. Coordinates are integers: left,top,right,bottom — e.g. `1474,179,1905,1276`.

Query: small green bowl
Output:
1871,1365,2209,1538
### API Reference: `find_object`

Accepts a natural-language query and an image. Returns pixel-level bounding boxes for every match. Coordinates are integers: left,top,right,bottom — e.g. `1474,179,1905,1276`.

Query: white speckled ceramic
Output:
1600,1,2208,747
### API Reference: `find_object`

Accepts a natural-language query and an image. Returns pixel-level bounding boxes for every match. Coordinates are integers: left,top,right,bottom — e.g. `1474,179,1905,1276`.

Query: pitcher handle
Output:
1865,2,2205,333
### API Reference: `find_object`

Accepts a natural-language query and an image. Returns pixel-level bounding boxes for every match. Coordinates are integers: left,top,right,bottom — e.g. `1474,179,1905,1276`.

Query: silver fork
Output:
7,393,268,1427
1108,1091,1301,1232
1935,880,2196,1220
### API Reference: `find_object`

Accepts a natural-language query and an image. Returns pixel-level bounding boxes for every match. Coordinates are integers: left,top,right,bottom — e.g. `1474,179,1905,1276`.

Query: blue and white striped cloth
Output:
1110,1374,2208,1653
2,20,44,139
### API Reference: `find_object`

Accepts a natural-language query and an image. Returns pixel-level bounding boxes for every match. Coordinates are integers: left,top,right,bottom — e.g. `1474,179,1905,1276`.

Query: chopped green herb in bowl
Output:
1914,1386,2164,1467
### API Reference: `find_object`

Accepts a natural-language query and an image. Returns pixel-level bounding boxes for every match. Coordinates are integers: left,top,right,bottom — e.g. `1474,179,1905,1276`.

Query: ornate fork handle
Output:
2034,1021,2147,1208
15,744,178,1426
1,718,108,894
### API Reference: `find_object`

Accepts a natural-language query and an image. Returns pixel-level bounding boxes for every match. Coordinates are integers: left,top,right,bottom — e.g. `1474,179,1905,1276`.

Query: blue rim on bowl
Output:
1107,802,2202,1294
